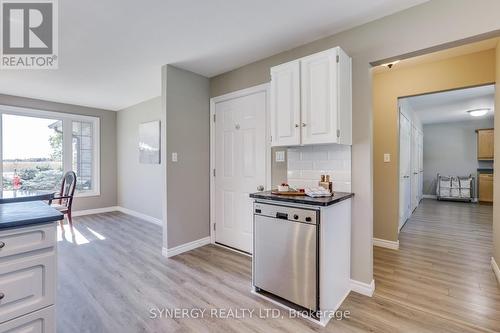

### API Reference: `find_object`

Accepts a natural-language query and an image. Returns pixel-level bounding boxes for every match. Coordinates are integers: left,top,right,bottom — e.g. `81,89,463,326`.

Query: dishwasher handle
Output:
276,212,288,220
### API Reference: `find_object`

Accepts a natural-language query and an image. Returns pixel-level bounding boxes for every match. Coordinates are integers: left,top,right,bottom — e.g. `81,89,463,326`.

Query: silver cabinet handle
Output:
295,124,299,128
0,292,4,300
257,185,264,191
0,241,4,249
302,123,306,127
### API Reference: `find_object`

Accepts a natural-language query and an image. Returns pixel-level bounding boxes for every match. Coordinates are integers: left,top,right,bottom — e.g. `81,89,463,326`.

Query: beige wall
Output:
163,65,210,249
494,43,500,267
0,94,117,211
210,0,500,284
117,97,163,220
373,49,496,241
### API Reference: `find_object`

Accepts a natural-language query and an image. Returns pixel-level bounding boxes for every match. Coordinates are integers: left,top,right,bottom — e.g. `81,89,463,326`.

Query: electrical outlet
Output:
384,153,391,163
172,152,178,162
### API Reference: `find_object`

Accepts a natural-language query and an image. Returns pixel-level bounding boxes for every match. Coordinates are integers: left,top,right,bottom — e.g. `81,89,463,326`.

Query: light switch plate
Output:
172,152,178,162
384,153,391,163
275,151,285,162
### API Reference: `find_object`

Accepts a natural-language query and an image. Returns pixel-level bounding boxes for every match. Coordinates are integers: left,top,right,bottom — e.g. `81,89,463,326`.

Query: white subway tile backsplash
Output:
287,144,351,192
288,159,314,170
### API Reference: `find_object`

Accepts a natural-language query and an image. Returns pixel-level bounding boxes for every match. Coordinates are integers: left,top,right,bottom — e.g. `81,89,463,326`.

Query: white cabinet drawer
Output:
0,305,54,333
0,251,56,324
0,224,56,258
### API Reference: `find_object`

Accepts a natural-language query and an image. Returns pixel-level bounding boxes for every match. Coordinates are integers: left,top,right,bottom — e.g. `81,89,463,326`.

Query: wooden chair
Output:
49,171,77,227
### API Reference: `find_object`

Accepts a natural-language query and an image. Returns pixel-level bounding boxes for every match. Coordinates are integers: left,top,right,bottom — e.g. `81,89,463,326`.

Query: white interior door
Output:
214,90,267,253
411,125,419,211
419,131,423,200
399,112,411,230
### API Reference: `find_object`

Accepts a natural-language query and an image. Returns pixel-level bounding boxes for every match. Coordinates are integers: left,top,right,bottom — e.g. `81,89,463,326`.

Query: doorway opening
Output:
372,37,499,332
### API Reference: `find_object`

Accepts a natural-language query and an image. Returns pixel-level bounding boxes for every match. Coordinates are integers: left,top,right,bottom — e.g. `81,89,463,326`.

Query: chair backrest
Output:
58,171,77,208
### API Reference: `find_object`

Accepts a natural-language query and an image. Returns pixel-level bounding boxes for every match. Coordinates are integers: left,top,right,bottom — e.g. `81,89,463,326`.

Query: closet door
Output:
300,49,338,145
270,60,301,146
411,126,419,211
399,113,412,230
418,130,424,201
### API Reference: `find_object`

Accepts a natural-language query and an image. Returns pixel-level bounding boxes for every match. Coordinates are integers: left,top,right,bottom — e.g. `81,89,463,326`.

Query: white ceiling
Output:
404,85,495,124
0,0,428,110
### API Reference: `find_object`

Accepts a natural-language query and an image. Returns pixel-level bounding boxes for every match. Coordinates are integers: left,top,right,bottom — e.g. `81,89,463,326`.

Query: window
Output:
0,106,100,196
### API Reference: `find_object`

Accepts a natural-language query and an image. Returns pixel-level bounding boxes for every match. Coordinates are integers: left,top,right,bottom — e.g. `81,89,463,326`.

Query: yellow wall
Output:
494,43,500,268
373,49,496,241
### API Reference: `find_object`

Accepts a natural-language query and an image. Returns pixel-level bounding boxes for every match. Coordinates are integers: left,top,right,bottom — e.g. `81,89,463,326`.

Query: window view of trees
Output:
2,115,63,191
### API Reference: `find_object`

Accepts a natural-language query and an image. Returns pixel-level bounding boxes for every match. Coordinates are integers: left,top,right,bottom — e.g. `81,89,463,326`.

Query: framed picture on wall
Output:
139,120,161,164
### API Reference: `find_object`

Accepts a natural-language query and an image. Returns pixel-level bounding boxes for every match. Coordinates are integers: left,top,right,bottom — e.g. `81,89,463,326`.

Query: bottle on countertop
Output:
319,174,331,192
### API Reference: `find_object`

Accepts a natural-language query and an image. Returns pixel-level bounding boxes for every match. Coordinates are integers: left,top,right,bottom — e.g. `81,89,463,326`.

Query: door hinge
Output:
336,55,339,63
213,223,216,231
213,114,216,122
337,129,341,138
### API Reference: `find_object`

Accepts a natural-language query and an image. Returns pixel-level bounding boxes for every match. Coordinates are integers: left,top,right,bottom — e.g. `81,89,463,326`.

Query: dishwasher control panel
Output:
254,202,318,224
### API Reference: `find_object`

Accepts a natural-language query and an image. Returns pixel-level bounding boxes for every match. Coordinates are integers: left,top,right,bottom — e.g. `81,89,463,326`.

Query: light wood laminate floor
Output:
57,200,499,332
374,199,500,333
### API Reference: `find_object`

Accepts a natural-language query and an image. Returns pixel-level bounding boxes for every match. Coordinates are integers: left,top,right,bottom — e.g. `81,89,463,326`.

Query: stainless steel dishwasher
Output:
253,202,319,311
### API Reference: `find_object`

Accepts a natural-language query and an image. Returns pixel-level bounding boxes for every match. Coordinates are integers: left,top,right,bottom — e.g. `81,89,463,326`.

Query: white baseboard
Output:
115,206,162,226
373,238,399,250
422,194,437,199
492,257,500,285
72,206,163,227
72,206,119,217
162,236,211,258
350,279,375,297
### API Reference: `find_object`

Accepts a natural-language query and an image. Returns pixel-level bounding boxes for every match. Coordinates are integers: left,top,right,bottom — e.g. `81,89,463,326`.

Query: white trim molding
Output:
115,207,162,226
72,206,163,227
72,206,118,217
350,279,375,297
373,238,399,250
162,236,211,258
492,257,500,285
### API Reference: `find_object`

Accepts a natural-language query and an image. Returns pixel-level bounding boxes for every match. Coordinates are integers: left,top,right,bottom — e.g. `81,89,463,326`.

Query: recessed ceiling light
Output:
467,108,490,117
381,60,400,69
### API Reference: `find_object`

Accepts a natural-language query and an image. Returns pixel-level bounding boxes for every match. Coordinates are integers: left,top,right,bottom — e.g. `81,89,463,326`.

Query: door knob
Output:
302,123,306,127
257,185,264,191
0,292,4,300
0,241,4,249
295,124,299,128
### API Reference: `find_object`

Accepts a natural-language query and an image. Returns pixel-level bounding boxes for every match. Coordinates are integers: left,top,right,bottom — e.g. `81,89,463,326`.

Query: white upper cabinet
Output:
270,47,352,147
270,60,301,146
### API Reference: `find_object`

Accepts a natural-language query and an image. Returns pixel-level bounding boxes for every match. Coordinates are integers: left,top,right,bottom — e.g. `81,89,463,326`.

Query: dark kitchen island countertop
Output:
0,201,63,230
250,190,354,207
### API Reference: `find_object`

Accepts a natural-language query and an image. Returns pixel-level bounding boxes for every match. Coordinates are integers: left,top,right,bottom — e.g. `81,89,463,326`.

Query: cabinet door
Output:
479,173,494,203
0,305,55,333
300,49,338,145
477,129,494,160
270,60,300,146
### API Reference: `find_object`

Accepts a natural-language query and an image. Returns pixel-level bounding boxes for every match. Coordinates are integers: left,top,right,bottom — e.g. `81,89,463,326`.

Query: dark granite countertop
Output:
0,201,63,230
249,190,354,206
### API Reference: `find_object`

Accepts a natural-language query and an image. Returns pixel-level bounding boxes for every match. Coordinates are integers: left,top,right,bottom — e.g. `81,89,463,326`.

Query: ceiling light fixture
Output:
467,108,490,117
381,60,400,69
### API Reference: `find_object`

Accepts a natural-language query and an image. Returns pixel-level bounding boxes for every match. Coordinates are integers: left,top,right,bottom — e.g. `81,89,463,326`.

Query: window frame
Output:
0,105,101,197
